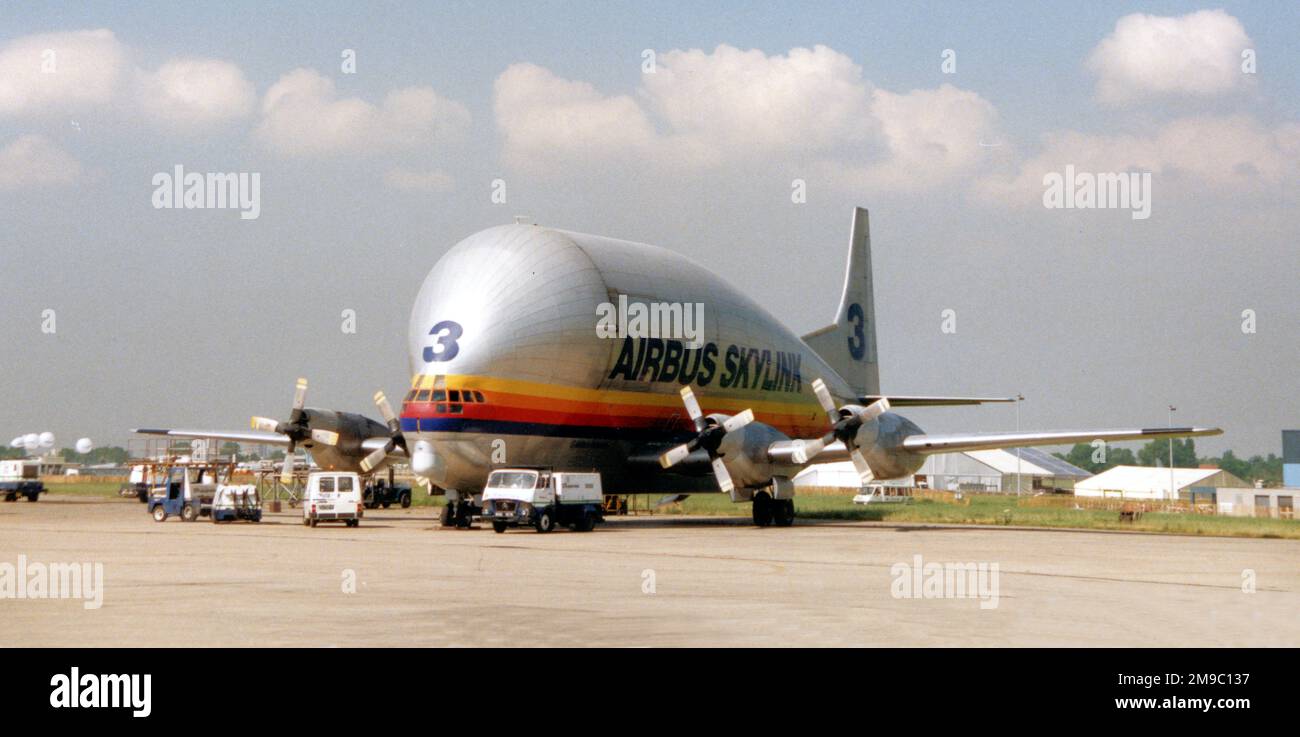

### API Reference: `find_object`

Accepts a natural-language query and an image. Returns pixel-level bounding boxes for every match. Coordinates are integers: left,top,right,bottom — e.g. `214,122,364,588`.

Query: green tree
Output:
1137,438,1196,468
1054,442,1139,473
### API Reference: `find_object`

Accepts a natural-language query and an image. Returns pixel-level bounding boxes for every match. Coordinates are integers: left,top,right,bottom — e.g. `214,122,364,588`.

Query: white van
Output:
481,469,603,533
304,471,363,528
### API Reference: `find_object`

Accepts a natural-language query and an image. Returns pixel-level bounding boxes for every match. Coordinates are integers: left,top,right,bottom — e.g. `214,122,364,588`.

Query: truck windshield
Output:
487,471,537,490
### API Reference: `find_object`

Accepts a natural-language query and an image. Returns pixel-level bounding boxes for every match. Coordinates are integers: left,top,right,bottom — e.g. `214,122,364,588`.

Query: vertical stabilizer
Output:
801,207,879,396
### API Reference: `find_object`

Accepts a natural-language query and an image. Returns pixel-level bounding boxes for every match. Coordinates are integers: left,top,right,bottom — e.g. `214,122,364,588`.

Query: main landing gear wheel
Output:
752,491,773,527
771,499,795,527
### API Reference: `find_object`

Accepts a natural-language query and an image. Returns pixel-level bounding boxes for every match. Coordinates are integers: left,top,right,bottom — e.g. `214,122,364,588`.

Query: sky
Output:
0,1,1297,457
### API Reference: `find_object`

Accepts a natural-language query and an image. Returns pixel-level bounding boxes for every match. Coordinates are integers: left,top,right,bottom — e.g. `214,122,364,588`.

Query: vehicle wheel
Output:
26,491,40,502
310,519,319,528
181,504,198,522
302,516,311,527
152,506,168,522
492,520,508,534
3,493,16,503
399,492,411,509
381,501,391,509
772,499,795,527
751,491,773,527
137,489,148,503
439,504,454,527
534,510,555,533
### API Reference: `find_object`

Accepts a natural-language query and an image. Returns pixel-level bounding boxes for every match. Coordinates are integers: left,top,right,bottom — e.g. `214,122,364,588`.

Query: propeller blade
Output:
711,456,735,493
793,436,827,464
850,447,874,484
861,397,891,421
292,377,308,412
679,386,706,431
310,429,339,446
722,409,754,433
658,443,693,469
280,447,296,485
374,390,400,433
811,378,838,424
360,444,391,473
251,416,280,433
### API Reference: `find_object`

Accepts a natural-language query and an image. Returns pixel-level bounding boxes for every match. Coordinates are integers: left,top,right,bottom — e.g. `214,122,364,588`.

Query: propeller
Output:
250,377,312,484
658,386,754,493
360,390,406,473
792,378,890,484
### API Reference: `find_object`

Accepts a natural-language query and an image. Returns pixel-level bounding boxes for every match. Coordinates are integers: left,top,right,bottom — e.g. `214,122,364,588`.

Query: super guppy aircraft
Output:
138,207,1221,526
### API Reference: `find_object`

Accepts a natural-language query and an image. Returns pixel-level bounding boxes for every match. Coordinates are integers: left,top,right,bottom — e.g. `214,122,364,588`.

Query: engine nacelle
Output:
852,411,927,480
712,416,792,489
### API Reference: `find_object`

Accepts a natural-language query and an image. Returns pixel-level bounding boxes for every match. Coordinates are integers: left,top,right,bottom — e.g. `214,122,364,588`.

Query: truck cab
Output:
0,459,44,502
147,465,218,522
481,469,603,533
303,471,363,527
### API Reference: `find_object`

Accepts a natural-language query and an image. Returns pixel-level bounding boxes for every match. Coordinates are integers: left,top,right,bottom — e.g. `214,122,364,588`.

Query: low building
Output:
915,447,1091,493
1074,465,1249,501
1216,487,1296,518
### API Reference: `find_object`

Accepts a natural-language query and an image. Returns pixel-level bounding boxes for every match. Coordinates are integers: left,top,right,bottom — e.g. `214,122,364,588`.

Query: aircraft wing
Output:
133,428,291,445
900,426,1222,454
860,395,1016,407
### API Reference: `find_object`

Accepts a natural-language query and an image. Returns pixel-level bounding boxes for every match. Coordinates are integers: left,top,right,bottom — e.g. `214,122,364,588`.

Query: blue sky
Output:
1,2,1296,457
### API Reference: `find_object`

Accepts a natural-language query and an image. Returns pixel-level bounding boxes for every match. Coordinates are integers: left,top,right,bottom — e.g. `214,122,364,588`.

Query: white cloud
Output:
977,115,1300,205
384,167,455,192
0,29,253,131
495,62,658,169
493,45,999,189
0,134,81,190
829,84,1001,191
0,29,126,116
642,45,875,156
135,59,255,129
256,68,471,157
1088,10,1254,105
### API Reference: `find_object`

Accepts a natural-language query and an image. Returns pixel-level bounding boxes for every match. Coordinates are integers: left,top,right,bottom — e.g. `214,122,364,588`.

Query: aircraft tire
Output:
772,499,795,527
752,492,773,527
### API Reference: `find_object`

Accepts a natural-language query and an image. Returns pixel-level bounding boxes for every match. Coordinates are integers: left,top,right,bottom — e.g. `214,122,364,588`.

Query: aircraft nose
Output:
411,440,439,477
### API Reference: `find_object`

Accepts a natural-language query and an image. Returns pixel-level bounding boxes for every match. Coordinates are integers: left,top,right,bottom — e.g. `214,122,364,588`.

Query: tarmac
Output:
2,495,1297,647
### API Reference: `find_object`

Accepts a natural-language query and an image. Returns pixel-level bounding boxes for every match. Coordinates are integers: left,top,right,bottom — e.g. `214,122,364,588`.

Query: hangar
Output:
914,447,1090,493
1074,465,1250,501
793,447,1090,493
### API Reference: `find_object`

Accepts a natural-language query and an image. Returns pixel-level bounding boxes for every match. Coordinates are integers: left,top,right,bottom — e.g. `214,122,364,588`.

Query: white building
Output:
792,462,913,490
793,447,1089,493
1216,487,1296,518
1074,465,1249,501
915,447,1090,493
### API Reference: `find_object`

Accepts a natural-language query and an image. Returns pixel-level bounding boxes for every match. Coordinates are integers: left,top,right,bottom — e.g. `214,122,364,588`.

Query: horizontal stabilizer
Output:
900,426,1222,455
861,395,1016,407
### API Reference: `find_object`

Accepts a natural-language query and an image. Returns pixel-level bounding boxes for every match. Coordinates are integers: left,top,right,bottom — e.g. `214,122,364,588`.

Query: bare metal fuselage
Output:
401,224,922,496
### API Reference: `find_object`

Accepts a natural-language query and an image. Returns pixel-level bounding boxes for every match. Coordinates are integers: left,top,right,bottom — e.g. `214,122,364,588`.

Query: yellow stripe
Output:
411,373,818,415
